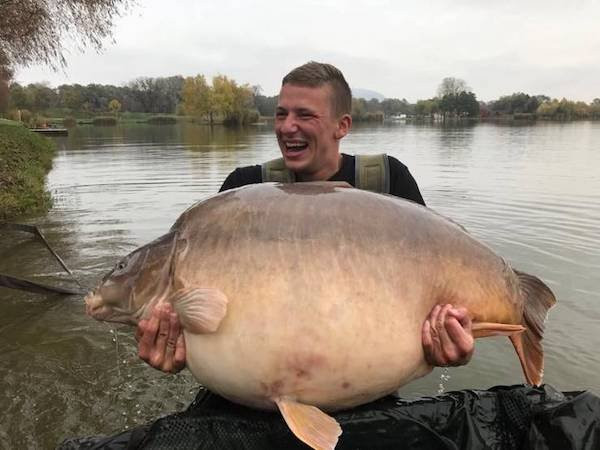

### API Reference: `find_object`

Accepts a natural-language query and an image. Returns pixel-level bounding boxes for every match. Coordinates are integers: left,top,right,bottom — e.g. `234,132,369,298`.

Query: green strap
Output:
261,154,390,193
261,157,295,183
355,154,390,193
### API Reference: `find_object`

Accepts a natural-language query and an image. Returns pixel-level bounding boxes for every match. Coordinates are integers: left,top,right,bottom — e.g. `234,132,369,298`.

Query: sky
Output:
14,0,600,103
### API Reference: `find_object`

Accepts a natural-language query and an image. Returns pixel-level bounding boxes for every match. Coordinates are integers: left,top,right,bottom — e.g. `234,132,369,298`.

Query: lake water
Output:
1,121,599,448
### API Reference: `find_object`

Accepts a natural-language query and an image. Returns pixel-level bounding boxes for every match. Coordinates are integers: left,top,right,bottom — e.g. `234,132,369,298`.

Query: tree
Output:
0,63,11,112
414,99,439,118
0,0,133,71
108,98,121,115
439,92,479,118
181,75,212,122
437,77,470,97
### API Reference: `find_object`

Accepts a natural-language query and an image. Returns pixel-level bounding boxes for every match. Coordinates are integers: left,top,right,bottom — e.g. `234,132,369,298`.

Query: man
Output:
137,62,474,378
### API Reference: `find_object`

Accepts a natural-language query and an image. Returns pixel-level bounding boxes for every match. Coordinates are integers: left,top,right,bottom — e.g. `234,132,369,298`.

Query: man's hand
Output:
422,304,474,367
136,303,186,373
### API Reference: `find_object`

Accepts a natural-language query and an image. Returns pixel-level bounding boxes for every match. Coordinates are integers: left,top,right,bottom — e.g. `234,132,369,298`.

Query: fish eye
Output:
116,261,127,271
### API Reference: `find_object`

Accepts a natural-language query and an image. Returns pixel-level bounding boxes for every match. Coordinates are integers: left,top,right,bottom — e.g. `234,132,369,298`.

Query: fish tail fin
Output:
275,397,341,450
510,270,557,386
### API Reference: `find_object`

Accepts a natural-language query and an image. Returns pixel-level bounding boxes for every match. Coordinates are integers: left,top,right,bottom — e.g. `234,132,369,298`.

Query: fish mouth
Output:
84,292,109,319
84,292,138,325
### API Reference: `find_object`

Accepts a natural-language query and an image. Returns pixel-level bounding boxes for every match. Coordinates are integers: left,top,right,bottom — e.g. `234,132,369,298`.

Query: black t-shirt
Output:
219,153,425,206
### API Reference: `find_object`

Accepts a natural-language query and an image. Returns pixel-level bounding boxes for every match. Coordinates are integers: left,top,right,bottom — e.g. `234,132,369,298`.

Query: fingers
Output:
422,304,442,366
172,326,187,373
435,304,456,365
138,306,161,363
163,311,182,373
137,303,186,373
149,304,171,368
447,306,472,331
422,304,475,368
445,316,474,364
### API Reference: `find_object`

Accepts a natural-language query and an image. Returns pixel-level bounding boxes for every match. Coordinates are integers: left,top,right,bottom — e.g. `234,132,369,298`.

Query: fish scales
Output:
86,182,556,450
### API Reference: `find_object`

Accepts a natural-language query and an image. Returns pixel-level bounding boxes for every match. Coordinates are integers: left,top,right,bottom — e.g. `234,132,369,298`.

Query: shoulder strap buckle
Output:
261,157,295,183
355,154,390,193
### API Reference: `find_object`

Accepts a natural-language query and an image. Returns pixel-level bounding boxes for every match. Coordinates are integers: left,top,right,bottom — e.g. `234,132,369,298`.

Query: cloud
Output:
14,0,600,102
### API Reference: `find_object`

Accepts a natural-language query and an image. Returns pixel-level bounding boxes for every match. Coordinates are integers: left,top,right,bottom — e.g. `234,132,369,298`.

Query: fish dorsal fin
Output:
275,397,341,450
171,287,228,334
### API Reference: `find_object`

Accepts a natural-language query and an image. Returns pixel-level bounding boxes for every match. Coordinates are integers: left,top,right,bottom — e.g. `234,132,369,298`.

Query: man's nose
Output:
279,115,298,134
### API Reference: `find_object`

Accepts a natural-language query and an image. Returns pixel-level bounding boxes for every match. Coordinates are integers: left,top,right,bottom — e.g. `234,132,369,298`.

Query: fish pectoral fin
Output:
471,322,525,338
275,397,341,450
171,287,228,334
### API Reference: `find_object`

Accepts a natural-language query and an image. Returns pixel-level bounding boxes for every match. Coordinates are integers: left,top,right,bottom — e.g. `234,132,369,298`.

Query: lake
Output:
1,120,599,448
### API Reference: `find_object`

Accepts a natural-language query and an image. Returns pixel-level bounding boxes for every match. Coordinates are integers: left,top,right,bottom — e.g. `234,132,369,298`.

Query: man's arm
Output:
387,156,426,206
219,166,262,192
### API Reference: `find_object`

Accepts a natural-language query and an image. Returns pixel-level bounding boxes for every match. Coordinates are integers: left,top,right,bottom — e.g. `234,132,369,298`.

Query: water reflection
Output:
1,120,599,447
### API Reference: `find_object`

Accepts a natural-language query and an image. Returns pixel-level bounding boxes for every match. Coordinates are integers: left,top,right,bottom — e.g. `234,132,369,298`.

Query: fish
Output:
85,182,556,450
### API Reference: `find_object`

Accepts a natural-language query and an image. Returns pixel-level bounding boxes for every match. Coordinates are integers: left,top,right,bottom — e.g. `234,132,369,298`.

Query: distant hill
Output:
352,88,385,101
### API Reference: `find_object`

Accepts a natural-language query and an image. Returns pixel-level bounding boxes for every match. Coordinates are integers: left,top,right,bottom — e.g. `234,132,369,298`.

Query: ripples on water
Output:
0,121,598,446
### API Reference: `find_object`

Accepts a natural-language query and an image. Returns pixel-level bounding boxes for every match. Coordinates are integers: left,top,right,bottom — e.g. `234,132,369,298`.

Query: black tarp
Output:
58,384,600,449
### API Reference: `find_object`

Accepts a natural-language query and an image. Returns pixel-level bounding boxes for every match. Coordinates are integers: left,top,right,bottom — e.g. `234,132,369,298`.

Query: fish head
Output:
85,231,179,325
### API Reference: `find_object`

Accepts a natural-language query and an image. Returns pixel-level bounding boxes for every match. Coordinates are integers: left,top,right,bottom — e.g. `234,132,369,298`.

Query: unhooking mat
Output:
58,384,600,449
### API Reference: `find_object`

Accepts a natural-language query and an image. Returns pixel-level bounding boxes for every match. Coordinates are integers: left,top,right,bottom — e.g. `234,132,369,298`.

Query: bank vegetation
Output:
0,123,56,220
0,74,599,126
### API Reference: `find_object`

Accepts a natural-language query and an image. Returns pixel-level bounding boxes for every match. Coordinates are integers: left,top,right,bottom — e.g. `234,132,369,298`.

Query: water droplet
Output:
437,367,451,394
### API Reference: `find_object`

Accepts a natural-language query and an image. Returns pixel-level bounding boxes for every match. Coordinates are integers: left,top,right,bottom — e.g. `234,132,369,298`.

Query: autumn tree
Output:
181,75,213,122
180,74,255,125
108,98,121,115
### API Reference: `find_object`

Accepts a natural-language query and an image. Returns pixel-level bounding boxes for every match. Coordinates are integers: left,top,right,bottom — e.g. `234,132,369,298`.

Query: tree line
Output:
2,74,600,124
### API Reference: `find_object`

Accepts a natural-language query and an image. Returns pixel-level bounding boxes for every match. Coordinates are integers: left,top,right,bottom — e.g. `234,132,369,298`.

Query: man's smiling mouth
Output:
284,141,308,152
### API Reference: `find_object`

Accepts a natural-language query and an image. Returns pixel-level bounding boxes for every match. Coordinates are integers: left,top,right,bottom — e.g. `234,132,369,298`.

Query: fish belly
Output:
182,305,432,412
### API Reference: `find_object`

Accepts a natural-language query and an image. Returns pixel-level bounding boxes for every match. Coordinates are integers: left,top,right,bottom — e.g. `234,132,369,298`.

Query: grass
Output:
0,118,21,126
0,124,56,220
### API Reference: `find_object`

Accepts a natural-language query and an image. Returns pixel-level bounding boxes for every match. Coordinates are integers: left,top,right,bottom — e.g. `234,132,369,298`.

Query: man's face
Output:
275,83,350,181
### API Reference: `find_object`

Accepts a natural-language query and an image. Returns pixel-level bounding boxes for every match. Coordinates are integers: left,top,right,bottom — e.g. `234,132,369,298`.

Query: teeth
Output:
286,142,307,148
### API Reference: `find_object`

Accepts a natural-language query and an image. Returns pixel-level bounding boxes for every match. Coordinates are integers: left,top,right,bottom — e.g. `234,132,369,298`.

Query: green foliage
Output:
489,93,540,115
7,76,184,115
351,98,384,122
180,74,255,126
254,93,278,116
439,92,480,118
414,98,439,117
536,98,594,120
0,118,21,126
0,124,56,219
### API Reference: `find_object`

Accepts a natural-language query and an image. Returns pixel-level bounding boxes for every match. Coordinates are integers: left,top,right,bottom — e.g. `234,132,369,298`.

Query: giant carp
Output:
85,182,556,450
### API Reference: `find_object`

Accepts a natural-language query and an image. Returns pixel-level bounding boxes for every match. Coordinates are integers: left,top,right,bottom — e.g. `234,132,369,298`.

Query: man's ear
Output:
334,114,352,140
